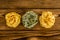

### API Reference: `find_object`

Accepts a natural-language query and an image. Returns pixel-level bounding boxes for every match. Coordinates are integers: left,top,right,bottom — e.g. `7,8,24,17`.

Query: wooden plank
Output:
0,9,60,31
0,0,60,8
0,0,60,40
0,30,60,39
0,9,59,40
14,36,60,40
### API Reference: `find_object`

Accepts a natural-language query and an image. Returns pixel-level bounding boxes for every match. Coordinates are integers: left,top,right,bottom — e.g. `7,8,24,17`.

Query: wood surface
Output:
0,0,60,8
0,0,60,40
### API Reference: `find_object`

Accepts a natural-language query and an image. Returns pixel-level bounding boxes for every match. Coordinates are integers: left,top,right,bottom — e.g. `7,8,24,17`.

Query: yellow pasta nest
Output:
5,12,21,28
39,11,55,28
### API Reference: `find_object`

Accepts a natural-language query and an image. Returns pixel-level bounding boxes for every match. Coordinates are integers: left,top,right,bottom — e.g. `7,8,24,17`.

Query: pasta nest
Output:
39,11,55,28
22,11,38,28
5,12,21,28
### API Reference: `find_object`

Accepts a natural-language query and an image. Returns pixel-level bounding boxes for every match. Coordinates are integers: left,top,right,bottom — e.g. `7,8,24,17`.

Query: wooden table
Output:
0,0,60,40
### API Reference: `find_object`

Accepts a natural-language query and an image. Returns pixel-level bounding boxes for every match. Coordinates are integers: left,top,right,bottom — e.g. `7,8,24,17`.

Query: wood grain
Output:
0,9,59,40
0,0,60,8
0,9,60,31
0,0,60,40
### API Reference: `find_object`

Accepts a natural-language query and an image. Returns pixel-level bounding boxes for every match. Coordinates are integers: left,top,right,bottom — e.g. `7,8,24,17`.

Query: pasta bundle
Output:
5,12,21,28
39,11,55,28
22,11,38,28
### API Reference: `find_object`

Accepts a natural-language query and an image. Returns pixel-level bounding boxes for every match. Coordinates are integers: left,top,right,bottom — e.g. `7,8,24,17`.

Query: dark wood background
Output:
0,0,60,40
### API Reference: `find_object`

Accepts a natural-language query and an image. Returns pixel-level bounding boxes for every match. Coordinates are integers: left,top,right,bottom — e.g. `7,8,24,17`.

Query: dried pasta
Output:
22,11,38,28
5,12,21,28
39,11,55,28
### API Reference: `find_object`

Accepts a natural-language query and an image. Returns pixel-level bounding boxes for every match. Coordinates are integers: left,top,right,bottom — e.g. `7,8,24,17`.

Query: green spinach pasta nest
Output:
22,11,38,28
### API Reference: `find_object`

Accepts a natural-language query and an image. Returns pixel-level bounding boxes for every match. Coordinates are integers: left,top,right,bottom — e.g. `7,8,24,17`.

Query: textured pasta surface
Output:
39,11,55,28
22,11,38,28
5,12,21,28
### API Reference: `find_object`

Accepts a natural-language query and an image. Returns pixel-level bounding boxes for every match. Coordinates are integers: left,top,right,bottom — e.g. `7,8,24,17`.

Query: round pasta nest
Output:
22,11,38,28
39,11,55,28
5,12,21,28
